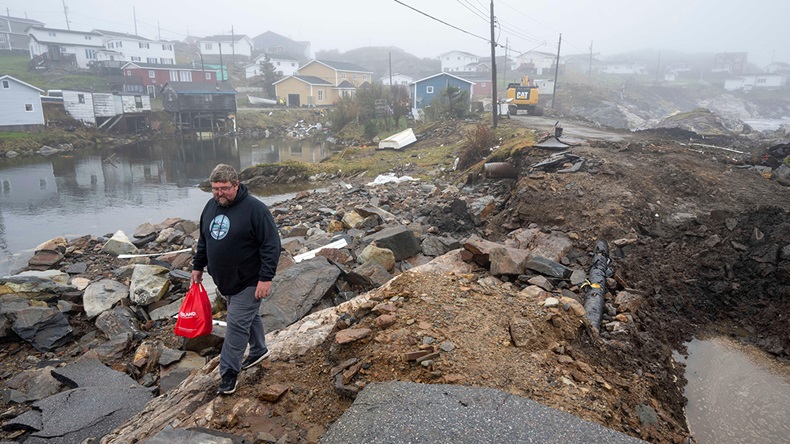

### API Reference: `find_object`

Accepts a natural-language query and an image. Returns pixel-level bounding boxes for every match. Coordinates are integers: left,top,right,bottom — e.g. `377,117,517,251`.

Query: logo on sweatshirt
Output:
210,214,230,240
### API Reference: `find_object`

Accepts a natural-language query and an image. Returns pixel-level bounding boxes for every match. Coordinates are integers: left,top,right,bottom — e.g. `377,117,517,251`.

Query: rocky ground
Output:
1,116,789,444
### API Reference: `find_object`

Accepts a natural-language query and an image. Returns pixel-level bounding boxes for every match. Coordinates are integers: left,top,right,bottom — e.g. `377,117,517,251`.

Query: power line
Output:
455,0,488,22
496,0,587,54
393,0,491,44
460,0,488,18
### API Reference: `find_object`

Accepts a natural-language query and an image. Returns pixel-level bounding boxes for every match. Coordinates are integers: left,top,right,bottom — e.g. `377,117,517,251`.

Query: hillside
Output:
315,46,440,80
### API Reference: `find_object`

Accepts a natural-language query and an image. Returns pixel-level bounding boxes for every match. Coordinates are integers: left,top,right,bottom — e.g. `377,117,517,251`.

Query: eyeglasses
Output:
211,185,235,193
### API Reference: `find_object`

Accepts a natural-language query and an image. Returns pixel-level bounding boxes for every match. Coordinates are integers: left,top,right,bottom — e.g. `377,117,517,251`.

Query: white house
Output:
724,74,787,91
93,29,175,65
380,73,414,86
199,34,253,60
0,15,43,51
0,75,45,131
439,50,481,72
27,26,104,69
764,62,790,75
515,50,556,75
601,62,648,75
244,55,299,78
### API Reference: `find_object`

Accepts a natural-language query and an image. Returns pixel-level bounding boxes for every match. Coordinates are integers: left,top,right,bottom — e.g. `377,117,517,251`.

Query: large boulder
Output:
130,265,171,306
1,270,73,294
362,225,421,261
8,307,73,352
101,230,139,256
83,279,129,319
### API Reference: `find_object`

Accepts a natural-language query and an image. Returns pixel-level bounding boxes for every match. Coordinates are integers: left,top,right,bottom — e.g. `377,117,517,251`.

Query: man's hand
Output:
191,270,203,285
255,281,272,300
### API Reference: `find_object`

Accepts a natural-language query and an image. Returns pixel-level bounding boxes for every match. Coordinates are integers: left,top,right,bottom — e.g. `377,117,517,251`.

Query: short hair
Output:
209,164,238,184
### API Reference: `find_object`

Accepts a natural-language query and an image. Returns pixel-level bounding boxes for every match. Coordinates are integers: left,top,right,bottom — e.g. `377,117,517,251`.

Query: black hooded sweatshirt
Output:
192,184,281,296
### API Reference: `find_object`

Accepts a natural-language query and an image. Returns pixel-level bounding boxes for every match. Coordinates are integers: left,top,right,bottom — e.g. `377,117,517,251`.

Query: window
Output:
426,86,434,93
757,78,767,84
179,71,192,81
77,94,85,103
170,70,178,81
139,42,150,49
147,57,158,63
84,35,91,40
131,56,141,61
0,34,5,43
317,89,323,101
205,72,211,80
134,96,143,108
118,41,122,48
2,80,8,89
85,49,96,59
162,44,172,51
341,73,346,79
160,58,174,64
148,70,155,78
204,43,213,50
108,42,114,49
48,31,56,37
291,62,295,67
25,104,33,112
276,61,280,66
126,70,132,76
363,75,367,80
353,74,357,80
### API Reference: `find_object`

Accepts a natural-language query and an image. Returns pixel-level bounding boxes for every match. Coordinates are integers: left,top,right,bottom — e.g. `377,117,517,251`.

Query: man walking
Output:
192,164,281,395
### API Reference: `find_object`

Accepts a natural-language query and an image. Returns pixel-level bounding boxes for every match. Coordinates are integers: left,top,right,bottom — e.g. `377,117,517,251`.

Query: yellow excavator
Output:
505,76,542,116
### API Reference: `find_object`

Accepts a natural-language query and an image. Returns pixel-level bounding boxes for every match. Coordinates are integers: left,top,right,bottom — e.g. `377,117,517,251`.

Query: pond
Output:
681,335,790,444
0,136,331,276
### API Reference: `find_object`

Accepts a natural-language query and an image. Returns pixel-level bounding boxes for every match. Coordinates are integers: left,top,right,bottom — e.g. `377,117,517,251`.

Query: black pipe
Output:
583,239,611,331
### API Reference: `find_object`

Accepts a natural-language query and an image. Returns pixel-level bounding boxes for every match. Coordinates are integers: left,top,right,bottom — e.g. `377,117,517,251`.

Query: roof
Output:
517,50,555,58
27,26,100,36
93,29,152,41
252,31,308,48
0,75,45,93
200,34,249,43
122,62,200,70
2,16,44,25
411,72,475,85
336,80,355,88
27,34,104,48
163,81,236,94
273,75,333,86
253,54,298,63
439,50,479,58
308,59,372,73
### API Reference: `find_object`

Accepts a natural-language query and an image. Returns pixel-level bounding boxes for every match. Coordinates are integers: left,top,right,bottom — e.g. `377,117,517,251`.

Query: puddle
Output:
681,335,790,444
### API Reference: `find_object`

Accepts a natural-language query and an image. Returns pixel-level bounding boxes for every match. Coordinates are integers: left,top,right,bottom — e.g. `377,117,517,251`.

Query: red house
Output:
120,62,217,97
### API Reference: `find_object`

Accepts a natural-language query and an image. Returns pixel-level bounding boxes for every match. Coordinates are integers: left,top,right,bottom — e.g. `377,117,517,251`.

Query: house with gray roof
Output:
0,15,43,52
199,34,253,61
274,59,373,107
251,31,310,61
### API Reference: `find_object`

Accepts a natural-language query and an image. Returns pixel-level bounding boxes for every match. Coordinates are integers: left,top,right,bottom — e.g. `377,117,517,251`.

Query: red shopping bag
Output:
174,283,213,338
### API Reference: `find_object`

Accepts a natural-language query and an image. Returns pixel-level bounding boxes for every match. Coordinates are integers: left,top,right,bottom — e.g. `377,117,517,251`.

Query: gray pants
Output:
219,285,267,376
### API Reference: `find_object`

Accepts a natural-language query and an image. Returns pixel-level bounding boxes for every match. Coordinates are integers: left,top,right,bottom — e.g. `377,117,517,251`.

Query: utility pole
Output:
62,0,70,30
133,7,137,36
388,51,393,92
219,42,224,82
489,0,498,128
157,21,161,41
502,38,508,88
551,33,561,110
588,40,593,83
655,51,661,82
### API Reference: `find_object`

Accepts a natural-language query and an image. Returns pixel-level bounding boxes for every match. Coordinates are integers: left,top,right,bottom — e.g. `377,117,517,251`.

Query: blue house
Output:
409,72,474,115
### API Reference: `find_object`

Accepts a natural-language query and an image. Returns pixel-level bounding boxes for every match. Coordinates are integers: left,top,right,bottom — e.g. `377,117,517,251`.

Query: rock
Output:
83,279,130,319
560,297,586,316
27,250,64,270
509,317,538,347
3,409,42,431
363,225,421,261
523,255,571,279
100,230,139,256
35,236,68,253
0,293,31,314
336,327,371,344
543,297,560,307
5,366,62,402
95,306,142,339
280,237,305,255
258,384,290,402
519,285,547,299
148,297,183,320
421,235,461,257
93,333,132,360
183,325,225,354
158,348,185,367
468,196,495,226
70,276,90,290
489,246,530,276
261,256,342,333
316,247,352,264
146,425,248,444
9,307,73,352
614,291,642,314
505,228,573,262
1,270,73,294
133,222,159,239
129,265,171,306
636,404,659,427
159,352,205,393
353,260,393,287
342,210,365,229
528,275,553,291
462,234,503,267
357,243,396,271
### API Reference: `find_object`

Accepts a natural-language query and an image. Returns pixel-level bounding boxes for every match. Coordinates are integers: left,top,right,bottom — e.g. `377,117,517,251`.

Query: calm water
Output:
0,136,330,276
682,336,790,444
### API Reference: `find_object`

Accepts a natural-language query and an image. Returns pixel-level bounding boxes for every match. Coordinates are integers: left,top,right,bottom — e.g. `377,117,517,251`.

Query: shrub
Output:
457,124,496,170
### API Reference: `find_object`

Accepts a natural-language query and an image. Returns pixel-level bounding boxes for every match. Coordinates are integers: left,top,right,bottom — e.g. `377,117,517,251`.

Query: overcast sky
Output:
6,0,789,67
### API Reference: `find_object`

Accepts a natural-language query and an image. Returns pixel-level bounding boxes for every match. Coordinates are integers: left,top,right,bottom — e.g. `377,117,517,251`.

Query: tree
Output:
258,55,282,99
424,86,470,120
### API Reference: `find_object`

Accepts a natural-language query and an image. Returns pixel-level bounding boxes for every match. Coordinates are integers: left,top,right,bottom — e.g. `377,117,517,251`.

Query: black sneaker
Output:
241,348,271,370
217,371,238,395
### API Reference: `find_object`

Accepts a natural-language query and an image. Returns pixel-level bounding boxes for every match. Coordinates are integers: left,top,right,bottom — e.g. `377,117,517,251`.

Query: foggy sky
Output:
6,0,789,67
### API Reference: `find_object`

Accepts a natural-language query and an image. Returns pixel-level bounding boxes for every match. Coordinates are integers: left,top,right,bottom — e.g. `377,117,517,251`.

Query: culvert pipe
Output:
583,239,612,331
